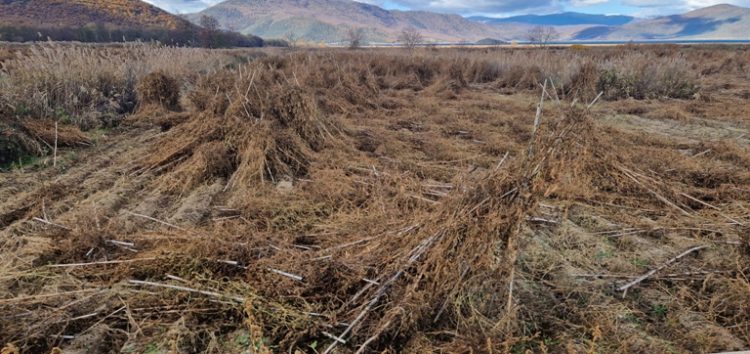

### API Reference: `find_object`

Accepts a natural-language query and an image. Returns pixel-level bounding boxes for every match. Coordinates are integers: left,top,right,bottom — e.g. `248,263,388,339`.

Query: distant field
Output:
1,43,749,353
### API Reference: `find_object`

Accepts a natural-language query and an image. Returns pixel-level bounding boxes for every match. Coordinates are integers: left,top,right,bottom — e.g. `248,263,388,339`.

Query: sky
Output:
143,0,750,17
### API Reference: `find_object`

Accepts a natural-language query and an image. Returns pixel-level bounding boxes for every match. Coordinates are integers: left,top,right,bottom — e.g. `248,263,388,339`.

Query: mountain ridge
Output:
571,4,750,40
189,1,750,43
0,0,267,47
0,0,195,30
188,0,514,42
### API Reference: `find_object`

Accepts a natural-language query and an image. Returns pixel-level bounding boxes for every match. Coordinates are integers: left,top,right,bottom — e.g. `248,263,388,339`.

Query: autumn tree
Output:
526,26,558,48
398,26,423,50
346,27,366,49
199,15,220,48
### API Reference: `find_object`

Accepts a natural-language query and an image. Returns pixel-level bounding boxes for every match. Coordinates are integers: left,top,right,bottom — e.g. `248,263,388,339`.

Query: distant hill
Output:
188,0,512,43
190,2,750,43
475,38,507,45
470,5,750,42
0,0,194,30
572,4,750,40
470,12,634,26
0,0,264,47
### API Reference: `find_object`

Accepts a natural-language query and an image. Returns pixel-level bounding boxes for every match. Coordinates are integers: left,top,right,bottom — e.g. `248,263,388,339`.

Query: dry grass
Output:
0,44,749,353
136,72,181,111
0,42,233,121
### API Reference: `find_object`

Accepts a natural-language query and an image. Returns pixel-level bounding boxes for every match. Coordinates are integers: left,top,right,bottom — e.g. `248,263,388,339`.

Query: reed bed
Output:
0,44,748,353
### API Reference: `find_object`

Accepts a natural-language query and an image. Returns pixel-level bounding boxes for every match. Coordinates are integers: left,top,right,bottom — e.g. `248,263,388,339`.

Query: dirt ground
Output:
1,45,749,353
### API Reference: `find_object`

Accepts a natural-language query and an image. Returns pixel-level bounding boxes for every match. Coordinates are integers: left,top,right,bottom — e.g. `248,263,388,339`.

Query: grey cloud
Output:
369,0,563,15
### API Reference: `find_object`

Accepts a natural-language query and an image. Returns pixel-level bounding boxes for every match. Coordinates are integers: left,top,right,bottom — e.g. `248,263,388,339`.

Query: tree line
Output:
0,16,266,48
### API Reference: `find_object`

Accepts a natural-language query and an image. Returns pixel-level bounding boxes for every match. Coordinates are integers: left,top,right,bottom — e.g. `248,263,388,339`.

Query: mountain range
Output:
572,4,750,41
1,0,748,44
185,0,515,43
185,1,750,43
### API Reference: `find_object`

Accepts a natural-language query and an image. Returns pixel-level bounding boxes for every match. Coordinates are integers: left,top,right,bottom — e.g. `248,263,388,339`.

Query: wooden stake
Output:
533,79,548,135
53,120,58,167
587,91,604,109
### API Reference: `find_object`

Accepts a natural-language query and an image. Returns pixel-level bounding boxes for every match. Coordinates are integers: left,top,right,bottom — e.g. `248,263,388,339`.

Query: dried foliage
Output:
1,45,749,354
136,72,181,111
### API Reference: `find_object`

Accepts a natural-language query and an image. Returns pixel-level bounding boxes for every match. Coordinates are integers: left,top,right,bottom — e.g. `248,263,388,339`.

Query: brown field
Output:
1,43,749,353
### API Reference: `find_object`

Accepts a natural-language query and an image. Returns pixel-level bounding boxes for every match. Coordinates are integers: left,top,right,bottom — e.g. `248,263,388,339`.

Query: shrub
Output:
465,59,502,83
137,72,180,111
598,54,698,100
0,123,38,168
656,61,699,99
500,65,543,90
568,61,600,101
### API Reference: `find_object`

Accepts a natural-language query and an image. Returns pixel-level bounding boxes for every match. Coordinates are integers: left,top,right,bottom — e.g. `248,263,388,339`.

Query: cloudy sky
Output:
144,0,750,17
